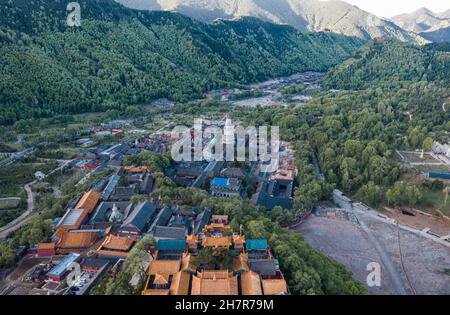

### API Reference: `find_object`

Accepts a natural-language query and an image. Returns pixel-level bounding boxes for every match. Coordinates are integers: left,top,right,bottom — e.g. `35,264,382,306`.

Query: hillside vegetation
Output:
0,0,364,125
324,40,450,89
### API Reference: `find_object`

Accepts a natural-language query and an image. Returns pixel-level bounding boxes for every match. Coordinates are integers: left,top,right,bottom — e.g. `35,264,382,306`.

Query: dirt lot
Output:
295,214,450,295
382,207,450,236
399,151,440,164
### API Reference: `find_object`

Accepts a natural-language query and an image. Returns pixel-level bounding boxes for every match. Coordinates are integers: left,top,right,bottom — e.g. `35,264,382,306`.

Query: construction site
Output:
295,202,450,295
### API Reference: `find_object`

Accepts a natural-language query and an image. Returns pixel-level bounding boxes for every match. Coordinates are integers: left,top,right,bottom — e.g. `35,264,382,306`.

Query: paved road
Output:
333,191,409,295
0,181,37,240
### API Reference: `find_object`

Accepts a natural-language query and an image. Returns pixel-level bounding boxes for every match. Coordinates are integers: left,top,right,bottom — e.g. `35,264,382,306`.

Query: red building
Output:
37,243,56,257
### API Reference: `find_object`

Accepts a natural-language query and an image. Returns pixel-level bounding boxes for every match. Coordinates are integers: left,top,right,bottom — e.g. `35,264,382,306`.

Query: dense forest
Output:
0,0,364,125
324,40,450,89
237,40,450,209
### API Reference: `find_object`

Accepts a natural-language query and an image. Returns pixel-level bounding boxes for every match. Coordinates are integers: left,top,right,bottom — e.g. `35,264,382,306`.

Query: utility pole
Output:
444,186,449,205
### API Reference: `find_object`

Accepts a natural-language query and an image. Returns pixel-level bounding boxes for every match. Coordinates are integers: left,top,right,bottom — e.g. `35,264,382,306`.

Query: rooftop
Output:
157,239,186,252
100,235,135,251
148,260,181,276
47,253,81,277
75,190,101,214
58,208,87,228
121,201,158,232
248,259,277,277
191,271,238,295
261,278,288,295
246,239,268,251
57,230,100,250
202,236,232,248
153,226,186,240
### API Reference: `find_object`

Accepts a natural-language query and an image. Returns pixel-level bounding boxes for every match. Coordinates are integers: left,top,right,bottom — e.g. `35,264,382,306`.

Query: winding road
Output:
0,181,37,240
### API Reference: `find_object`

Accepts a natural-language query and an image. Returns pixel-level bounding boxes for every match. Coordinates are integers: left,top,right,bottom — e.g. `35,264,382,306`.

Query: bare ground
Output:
295,214,450,295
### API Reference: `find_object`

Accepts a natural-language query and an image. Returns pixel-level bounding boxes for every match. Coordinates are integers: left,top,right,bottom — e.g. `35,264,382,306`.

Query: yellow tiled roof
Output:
191,271,238,295
202,236,232,248
148,260,181,276
261,278,288,295
153,274,169,285
142,289,170,295
232,253,249,272
241,271,263,295
37,243,55,250
75,190,101,214
101,235,135,251
170,271,190,295
57,231,99,250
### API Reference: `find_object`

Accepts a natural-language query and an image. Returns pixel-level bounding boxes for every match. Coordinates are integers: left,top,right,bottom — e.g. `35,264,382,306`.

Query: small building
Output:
47,253,81,282
148,206,175,233
157,239,186,252
191,270,238,295
152,226,186,241
75,190,101,215
34,171,46,181
193,208,212,235
55,208,89,235
119,201,158,235
140,174,155,194
80,258,109,272
56,230,100,254
96,234,136,259
220,168,246,179
102,175,121,201
428,172,450,180
31,264,48,282
110,187,136,202
210,178,241,198
90,201,133,224
37,243,56,257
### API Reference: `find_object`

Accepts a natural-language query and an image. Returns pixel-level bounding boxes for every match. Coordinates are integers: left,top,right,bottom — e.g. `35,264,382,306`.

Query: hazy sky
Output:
336,0,449,17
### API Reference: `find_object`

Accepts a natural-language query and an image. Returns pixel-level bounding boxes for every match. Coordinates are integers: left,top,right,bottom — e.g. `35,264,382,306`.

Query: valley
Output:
0,0,449,298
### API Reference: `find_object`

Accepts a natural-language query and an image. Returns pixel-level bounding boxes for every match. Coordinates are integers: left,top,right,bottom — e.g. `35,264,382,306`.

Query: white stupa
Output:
223,117,235,146
109,203,122,223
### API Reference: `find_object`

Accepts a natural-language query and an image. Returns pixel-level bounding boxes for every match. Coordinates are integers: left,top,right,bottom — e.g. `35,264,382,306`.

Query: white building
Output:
432,141,450,164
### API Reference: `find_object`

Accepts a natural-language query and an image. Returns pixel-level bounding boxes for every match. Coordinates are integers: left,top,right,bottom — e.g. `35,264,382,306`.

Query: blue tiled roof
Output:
429,172,450,180
211,177,229,187
246,239,268,251
47,253,80,277
157,239,186,251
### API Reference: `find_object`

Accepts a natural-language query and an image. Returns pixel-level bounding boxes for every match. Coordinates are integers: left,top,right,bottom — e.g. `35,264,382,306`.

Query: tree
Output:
104,272,133,295
246,220,267,239
405,185,422,206
125,236,156,287
195,247,234,270
357,182,382,207
387,182,404,206
422,137,434,152
0,243,16,267
387,181,422,207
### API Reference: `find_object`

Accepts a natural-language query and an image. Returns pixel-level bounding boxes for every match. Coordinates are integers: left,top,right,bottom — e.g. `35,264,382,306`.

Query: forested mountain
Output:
116,0,427,43
324,40,450,90
0,0,364,125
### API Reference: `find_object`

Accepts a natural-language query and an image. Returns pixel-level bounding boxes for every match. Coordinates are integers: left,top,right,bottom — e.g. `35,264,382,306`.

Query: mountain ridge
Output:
391,6,450,42
114,0,428,43
0,0,364,125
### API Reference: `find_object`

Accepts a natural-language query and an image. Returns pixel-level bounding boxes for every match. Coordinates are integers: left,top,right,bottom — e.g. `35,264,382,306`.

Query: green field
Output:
0,198,21,210
418,188,450,217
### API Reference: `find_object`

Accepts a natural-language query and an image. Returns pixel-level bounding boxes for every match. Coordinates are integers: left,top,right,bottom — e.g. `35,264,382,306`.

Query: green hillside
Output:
0,0,364,125
324,40,450,90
